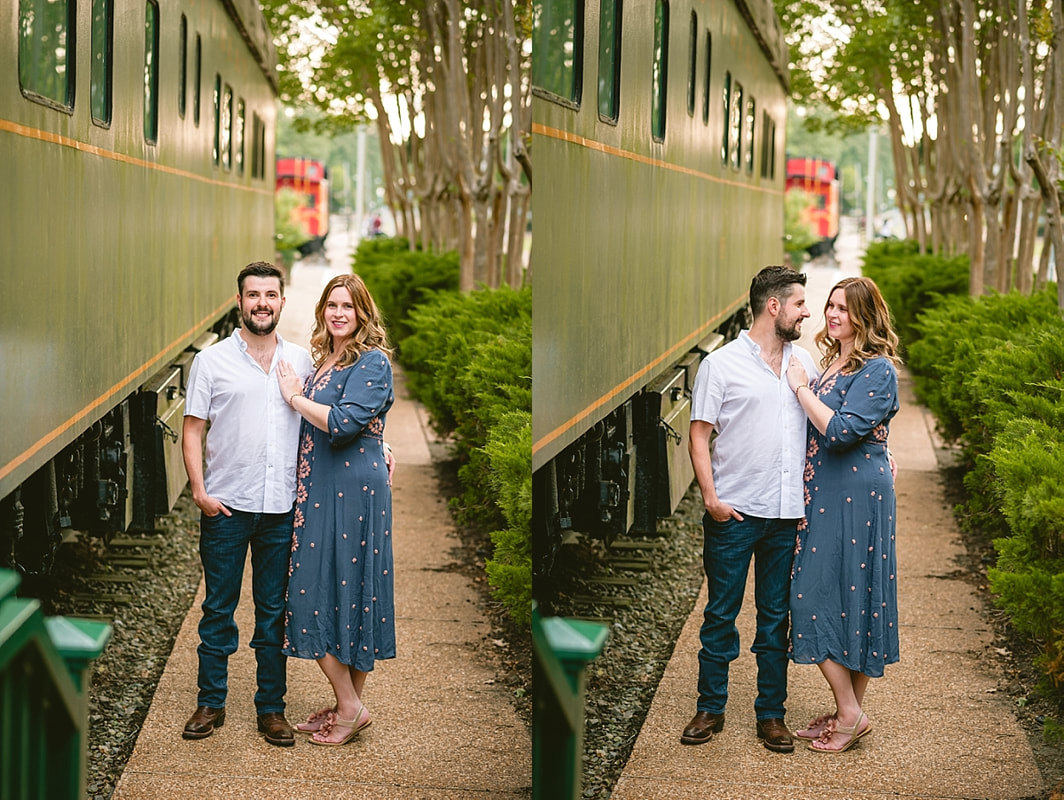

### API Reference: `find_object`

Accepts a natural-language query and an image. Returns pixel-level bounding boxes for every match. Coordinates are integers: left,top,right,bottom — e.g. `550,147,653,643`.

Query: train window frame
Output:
651,0,668,142
701,30,711,126
744,94,755,174
178,14,187,119
258,118,268,181
236,98,246,176
212,74,221,166
720,71,730,165
768,117,777,179
90,0,113,127
596,0,621,124
221,83,233,171
728,79,743,171
18,0,76,113
251,113,261,178
686,11,696,118
532,0,584,109
143,0,160,145
193,34,202,127
760,110,768,178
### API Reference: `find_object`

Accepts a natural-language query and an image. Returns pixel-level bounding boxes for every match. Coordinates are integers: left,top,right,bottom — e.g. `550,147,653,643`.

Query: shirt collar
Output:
233,327,288,352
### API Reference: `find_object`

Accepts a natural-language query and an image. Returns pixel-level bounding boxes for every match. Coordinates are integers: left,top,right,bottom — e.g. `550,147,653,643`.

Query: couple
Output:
180,262,395,748
681,266,901,754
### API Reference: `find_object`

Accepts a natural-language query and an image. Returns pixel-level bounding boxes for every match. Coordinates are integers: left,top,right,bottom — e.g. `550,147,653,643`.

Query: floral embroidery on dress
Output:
366,416,384,438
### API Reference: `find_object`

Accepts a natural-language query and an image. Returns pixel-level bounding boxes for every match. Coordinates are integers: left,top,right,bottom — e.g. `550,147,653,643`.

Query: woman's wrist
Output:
288,392,300,407
794,384,809,398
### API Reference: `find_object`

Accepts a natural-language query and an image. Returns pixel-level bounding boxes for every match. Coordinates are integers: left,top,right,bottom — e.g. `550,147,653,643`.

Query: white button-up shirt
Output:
184,329,313,514
690,331,818,519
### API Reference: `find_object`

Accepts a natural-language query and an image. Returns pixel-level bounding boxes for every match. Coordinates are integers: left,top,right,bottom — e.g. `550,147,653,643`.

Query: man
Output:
181,261,313,747
681,265,817,753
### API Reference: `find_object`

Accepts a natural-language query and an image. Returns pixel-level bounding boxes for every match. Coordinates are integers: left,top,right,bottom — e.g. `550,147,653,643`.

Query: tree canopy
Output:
776,0,1064,305
261,0,532,290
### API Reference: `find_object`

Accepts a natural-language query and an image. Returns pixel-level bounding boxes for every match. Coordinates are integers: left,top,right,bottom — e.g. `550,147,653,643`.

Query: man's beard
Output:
242,307,278,335
775,316,802,342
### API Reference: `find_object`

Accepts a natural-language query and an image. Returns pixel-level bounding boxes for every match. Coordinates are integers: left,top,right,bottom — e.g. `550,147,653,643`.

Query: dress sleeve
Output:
326,350,394,447
823,359,898,451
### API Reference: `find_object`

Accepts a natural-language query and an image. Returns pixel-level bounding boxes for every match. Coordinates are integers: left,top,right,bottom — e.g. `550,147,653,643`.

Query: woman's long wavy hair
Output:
309,273,392,368
815,276,902,372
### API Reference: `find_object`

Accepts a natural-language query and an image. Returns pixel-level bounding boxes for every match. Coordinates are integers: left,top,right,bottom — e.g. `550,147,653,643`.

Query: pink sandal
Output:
795,713,835,740
295,706,337,733
808,711,872,753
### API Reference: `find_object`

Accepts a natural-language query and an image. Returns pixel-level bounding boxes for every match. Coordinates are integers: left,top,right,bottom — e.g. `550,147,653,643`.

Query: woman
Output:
276,273,396,746
784,276,901,753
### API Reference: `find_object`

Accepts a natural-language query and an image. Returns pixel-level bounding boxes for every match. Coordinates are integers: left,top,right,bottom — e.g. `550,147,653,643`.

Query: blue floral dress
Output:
789,357,900,677
283,349,396,671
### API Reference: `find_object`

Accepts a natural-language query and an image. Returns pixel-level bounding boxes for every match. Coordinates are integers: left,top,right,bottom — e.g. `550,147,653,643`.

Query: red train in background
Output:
786,156,839,258
276,156,329,256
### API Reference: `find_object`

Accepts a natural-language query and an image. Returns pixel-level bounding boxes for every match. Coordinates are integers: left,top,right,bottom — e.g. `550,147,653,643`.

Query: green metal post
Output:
0,569,111,800
532,602,609,800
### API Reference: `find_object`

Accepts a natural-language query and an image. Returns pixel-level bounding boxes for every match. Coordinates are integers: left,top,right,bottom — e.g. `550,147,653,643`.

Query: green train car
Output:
0,0,278,571
532,0,789,573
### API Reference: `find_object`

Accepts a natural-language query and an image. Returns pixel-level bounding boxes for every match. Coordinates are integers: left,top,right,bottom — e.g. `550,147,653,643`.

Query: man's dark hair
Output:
749,266,806,317
237,261,285,295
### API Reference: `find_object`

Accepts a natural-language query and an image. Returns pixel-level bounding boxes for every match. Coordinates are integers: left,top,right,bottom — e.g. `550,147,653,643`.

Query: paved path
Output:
112,239,531,798
609,234,1048,799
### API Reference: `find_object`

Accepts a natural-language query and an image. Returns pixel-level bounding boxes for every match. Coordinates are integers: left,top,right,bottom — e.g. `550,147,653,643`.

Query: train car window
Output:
221,84,233,171
728,80,742,170
769,118,777,179
259,119,268,180
701,30,711,126
143,0,160,144
236,99,246,175
596,0,621,123
178,14,187,119
744,95,755,174
651,0,668,141
532,0,583,106
721,71,730,165
194,35,201,126
212,74,221,165
686,11,696,117
251,113,261,178
90,0,113,126
18,0,75,111
760,110,769,178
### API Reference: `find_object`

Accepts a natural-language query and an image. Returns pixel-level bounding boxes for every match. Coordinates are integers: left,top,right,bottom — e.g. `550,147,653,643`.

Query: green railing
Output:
532,602,609,800
0,569,111,800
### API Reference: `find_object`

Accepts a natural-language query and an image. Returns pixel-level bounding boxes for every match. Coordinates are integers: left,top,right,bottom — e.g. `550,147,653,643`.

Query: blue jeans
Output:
696,512,796,720
197,508,293,714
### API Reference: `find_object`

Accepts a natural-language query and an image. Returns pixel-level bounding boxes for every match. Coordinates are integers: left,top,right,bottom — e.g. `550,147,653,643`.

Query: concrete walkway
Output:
609,236,1048,799
112,245,531,797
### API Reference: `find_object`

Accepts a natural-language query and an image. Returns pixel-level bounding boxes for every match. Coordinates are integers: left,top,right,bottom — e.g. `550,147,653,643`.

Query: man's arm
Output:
689,420,743,522
182,415,231,517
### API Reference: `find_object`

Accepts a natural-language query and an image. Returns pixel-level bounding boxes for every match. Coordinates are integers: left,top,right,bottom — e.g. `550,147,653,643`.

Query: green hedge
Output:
358,239,531,625
400,285,532,624
352,237,460,349
860,240,969,354
877,242,1064,701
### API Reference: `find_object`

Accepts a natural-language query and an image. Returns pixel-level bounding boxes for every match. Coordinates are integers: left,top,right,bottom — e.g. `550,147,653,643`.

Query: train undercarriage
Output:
534,311,747,581
0,313,236,574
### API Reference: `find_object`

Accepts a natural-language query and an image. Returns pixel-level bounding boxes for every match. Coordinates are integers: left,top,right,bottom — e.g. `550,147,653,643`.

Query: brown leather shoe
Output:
756,717,795,753
680,710,725,745
257,712,295,747
182,706,225,740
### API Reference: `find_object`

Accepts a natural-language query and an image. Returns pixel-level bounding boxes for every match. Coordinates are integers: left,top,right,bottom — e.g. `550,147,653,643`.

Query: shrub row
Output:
868,240,1064,701
352,237,461,349
355,239,532,626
